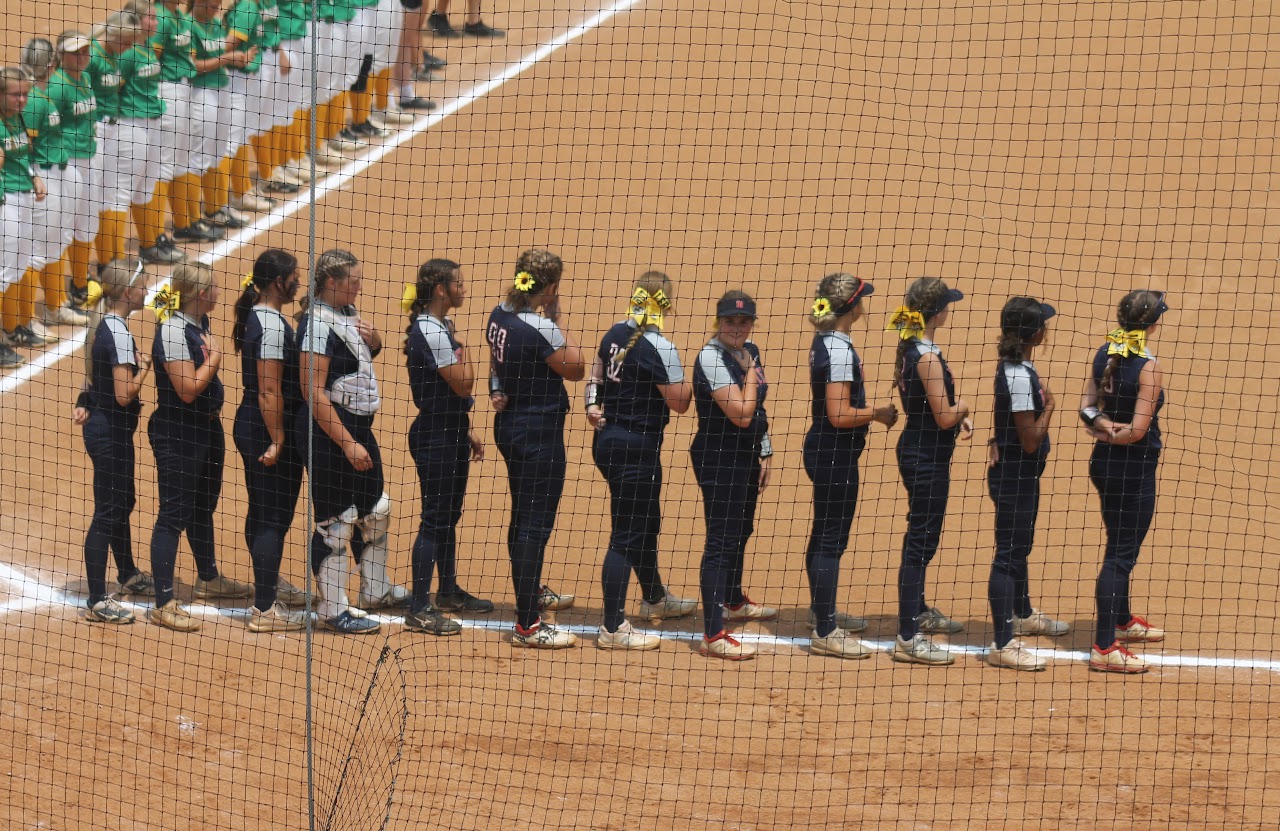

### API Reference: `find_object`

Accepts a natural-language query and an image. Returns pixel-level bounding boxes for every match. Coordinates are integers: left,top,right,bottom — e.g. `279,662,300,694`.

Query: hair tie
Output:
886,306,926,340
400,283,418,313
241,273,256,292
151,283,180,322
628,287,666,331
812,297,833,319
514,271,536,292
84,279,104,308
1106,328,1147,358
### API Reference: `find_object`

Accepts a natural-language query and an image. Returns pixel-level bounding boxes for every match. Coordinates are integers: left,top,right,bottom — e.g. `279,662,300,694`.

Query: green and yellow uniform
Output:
191,16,231,90
23,87,68,170
119,43,166,120
316,0,360,24
86,41,124,123
226,0,267,75
154,2,198,83
277,0,308,42
1,113,35,194
259,0,283,52
47,69,98,159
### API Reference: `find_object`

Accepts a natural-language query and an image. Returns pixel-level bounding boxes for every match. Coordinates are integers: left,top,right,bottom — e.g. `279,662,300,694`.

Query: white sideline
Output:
4,562,1276,672
0,0,644,399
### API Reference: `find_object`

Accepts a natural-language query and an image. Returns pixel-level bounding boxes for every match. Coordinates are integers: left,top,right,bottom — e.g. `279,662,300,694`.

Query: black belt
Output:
39,163,68,171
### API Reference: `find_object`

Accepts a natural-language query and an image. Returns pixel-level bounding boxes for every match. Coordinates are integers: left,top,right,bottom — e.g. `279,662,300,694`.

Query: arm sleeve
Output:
523,313,566,358
157,319,194,363
1005,364,1037,412
643,332,686,384
827,338,857,384
299,317,332,355
258,310,288,362
698,344,735,391
106,318,138,367
423,320,459,369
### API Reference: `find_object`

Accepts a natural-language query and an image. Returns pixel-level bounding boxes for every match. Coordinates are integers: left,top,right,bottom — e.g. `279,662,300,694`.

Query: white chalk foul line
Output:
0,0,644,399
5,562,1276,672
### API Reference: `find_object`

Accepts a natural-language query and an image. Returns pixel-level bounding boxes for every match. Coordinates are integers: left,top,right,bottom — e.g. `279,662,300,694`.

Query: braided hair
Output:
894,277,954,387
1099,289,1165,404
809,272,864,332
610,270,671,370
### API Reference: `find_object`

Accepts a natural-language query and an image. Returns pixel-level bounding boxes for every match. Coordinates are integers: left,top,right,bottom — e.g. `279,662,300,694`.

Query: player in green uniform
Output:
86,16,135,269
190,0,255,228
1,67,49,365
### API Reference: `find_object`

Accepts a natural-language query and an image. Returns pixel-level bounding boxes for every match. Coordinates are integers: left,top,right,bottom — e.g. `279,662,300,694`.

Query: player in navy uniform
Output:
1082,289,1169,674
232,248,309,632
486,249,586,649
691,291,776,661
887,277,972,665
72,259,154,622
148,263,252,632
584,271,696,651
401,257,491,636
297,248,406,634
803,273,897,659
984,297,1066,672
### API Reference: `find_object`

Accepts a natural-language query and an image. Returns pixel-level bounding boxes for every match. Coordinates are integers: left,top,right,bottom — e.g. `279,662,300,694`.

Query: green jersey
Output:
190,16,230,90
47,68,98,159
277,0,308,42
154,3,198,83
316,0,359,24
23,86,68,168
226,0,266,75
259,0,283,51
119,44,166,120
1,113,35,194
87,41,124,121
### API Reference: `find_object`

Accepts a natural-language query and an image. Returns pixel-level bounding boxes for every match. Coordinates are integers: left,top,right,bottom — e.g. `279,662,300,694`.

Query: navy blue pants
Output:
804,428,863,637
896,444,954,639
148,412,226,607
495,412,566,629
295,407,384,575
409,413,470,612
1091,446,1160,648
691,437,760,638
234,404,303,611
593,425,669,632
987,454,1045,647
81,410,143,604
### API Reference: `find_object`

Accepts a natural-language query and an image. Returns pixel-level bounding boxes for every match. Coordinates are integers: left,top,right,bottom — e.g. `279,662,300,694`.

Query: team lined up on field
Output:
75,243,1171,674
0,0,500,368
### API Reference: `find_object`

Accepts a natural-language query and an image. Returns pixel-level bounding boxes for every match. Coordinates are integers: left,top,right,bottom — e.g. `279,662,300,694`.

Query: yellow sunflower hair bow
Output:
628,287,667,330
514,271,536,292
886,306,926,340
400,283,418,313
151,283,181,322
241,274,256,291
84,279,104,308
1106,328,1147,358
812,297,833,319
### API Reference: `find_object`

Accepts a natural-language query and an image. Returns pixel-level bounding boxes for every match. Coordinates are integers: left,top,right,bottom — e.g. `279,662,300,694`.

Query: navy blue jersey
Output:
88,313,143,417
993,359,1049,460
486,303,569,415
599,321,685,435
896,337,958,451
240,306,301,415
1092,343,1163,450
153,311,224,416
810,331,867,439
406,313,473,419
693,339,769,448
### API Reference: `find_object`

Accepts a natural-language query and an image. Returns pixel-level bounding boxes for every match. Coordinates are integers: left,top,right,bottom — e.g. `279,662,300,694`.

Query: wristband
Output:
584,382,602,410
759,434,773,459
489,375,503,395
76,390,92,410
1079,405,1102,427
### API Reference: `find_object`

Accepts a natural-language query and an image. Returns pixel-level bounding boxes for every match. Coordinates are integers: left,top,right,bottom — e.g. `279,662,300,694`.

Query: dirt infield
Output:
2,0,1278,829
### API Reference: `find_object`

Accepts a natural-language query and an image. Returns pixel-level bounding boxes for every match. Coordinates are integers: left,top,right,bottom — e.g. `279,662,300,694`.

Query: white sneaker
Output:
233,191,274,212
810,627,871,660
987,639,1047,671
724,595,777,622
283,160,315,182
357,584,411,610
512,620,577,649
638,592,697,621
27,319,61,343
1014,609,1070,637
700,630,756,661
248,602,308,632
271,167,306,186
376,108,415,127
313,146,349,168
44,304,89,327
597,620,661,651
891,633,954,665
1089,642,1149,673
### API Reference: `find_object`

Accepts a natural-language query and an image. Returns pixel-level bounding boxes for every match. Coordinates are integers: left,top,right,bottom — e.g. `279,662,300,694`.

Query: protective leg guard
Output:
355,493,409,609
315,507,358,619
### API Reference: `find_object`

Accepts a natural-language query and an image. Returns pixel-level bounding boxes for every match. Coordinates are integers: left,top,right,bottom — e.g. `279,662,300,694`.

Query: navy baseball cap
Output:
1001,297,1056,337
716,295,757,319
926,287,964,317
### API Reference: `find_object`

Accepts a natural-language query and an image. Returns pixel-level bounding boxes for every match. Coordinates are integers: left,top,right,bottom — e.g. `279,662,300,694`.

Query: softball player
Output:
485,249,586,649
148,263,252,632
270,0,318,181
401,258,488,635
189,0,252,229
887,277,972,666
803,273,897,660
19,38,91,334
427,0,504,38
87,17,135,270
0,67,48,365
233,249,309,632
585,271,696,651
72,259,155,623
297,249,405,635
985,297,1065,672
225,0,293,213
690,291,776,661
313,1,363,165
1082,290,1169,674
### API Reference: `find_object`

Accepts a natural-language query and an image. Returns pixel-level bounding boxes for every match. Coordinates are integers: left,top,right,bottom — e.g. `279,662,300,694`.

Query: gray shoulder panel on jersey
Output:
643,331,685,384
418,315,458,368
825,333,856,384
517,310,566,350
299,315,332,354
104,315,137,367
158,317,194,363
1003,361,1037,412
256,306,289,362
698,343,734,391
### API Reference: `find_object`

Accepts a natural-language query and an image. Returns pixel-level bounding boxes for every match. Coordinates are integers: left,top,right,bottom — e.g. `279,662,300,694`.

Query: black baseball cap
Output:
1001,297,1056,337
925,287,964,317
716,295,757,319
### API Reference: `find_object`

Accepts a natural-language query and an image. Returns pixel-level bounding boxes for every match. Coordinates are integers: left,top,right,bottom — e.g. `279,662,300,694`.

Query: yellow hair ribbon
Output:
241,274,256,291
812,297,833,319
84,279,104,308
400,283,418,313
886,306,926,340
514,271,536,292
628,287,665,331
1106,328,1147,358
151,283,181,322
